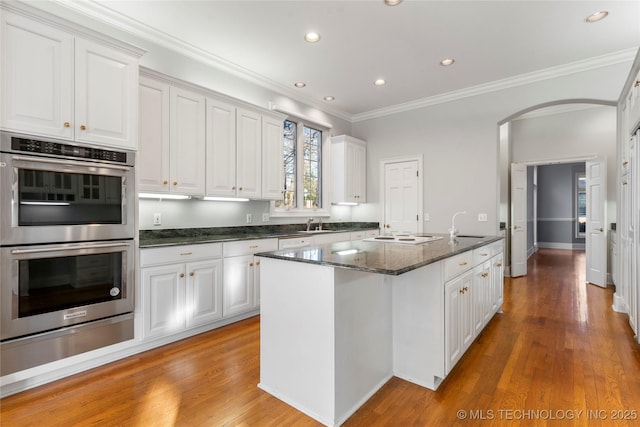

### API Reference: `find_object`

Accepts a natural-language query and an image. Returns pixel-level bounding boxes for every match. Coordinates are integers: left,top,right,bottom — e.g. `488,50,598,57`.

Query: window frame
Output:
270,117,331,218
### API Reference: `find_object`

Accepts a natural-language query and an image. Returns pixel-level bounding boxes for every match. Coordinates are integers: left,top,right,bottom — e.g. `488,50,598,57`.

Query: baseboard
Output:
536,242,585,250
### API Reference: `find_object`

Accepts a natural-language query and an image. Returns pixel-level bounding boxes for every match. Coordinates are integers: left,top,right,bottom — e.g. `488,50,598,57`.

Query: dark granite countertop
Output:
139,222,379,248
256,234,503,276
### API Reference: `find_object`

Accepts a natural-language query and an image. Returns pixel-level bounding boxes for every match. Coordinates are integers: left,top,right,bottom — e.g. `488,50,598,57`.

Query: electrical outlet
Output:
478,213,488,222
424,213,430,221
153,213,161,226
246,213,252,224
262,213,270,222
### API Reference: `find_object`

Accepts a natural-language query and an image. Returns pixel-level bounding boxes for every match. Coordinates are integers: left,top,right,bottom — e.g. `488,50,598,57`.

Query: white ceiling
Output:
58,1,640,120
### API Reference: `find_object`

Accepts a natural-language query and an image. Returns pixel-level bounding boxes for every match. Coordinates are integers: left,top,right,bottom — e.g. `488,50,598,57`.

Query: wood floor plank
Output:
1,248,639,426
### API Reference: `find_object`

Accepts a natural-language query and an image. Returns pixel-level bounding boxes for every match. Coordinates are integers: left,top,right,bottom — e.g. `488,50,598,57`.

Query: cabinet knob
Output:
239,187,243,191
64,122,70,128
459,289,465,295
80,125,87,131
635,80,640,87
495,263,502,267
249,262,254,267
163,180,168,185
189,272,194,277
179,273,185,278
256,261,260,266
597,227,604,232
173,181,178,186
623,161,629,166
232,186,236,190
481,272,489,278
464,286,468,292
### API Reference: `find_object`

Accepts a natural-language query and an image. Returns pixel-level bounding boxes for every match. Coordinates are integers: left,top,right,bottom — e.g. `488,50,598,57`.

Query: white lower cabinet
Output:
445,269,474,374
140,243,223,340
444,243,504,375
223,239,278,317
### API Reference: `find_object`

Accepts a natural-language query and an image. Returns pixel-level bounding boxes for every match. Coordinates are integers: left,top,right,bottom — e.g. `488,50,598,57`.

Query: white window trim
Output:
270,118,331,218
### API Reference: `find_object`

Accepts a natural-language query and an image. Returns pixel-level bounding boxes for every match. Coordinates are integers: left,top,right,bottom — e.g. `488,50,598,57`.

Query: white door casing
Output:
510,163,527,277
586,160,607,287
382,159,421,234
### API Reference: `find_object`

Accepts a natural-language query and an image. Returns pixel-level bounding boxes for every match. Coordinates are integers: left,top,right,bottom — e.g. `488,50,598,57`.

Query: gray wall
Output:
536,163,586,246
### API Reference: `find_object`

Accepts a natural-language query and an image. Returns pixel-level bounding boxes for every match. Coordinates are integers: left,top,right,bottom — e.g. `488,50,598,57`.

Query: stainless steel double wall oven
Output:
0,131,136,375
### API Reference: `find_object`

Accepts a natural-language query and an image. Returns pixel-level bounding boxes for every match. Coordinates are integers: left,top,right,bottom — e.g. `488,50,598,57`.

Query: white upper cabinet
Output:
261,113,285,200
0,9,142,149
138,77,170,192
236,108,262,199
331,135,367,204
138,78,206,196
169,87,206,196
205,97,237,197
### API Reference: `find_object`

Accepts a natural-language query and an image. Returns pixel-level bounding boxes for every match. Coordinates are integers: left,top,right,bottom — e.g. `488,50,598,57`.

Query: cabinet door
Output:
492,252,504,311
205,97,237,197
186,259,223,327
445,276,463,374
346,141,367,202
475,261,491,330
236,108,262,199
170,86,206,195
139,77,171,193
75,38,138,149
1,12,73,139
141,264,185,339
223,254,254,317
261,114,284,200
460,271,474,352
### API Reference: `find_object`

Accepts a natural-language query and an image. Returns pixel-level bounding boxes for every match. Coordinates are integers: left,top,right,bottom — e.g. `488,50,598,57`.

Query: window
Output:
576,173,586,238
273,119,326,215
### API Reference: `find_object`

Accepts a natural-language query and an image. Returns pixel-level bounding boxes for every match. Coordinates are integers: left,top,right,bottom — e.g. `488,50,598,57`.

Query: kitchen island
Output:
256,235,504,427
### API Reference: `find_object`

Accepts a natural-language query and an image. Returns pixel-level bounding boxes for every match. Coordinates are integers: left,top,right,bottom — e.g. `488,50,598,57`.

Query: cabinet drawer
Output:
473,247,492,266
140,242,222,267
490,240,504,256
364,229,379,238
444,251,474,281
278,237,313,250
350,231,365,240
223,238,278,257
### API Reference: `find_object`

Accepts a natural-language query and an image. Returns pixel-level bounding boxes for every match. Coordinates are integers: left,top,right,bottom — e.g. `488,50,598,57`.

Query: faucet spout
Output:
449,211,467,241
306,217,315,232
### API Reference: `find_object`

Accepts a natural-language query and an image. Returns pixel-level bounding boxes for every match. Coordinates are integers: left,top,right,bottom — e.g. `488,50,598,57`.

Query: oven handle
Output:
11,155,132,171
11,242,131,255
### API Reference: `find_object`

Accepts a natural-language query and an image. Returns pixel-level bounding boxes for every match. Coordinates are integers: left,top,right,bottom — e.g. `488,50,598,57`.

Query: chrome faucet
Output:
306,217,315,231
449,211,467,242
318,217,323,230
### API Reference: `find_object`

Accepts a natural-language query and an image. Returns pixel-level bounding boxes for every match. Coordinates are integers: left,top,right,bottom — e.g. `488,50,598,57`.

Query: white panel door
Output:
586,160,607,287
223,255,254,317
384,161,418,234
1,12,73,139
205,97,237,197
510,163,527,277
75,38,138,148
236,108,262,199
142,264,185,339
170,87,206,195
138,77,170,193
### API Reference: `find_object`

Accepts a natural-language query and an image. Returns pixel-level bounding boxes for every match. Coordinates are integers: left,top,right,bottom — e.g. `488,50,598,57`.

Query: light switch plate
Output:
424,213,430,221
262,213,270,222
153,213,161,226
478,213,488,222
246,213,253,223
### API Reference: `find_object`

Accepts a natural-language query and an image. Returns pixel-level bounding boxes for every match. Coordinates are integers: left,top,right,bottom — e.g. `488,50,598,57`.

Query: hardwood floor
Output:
2,248,639,426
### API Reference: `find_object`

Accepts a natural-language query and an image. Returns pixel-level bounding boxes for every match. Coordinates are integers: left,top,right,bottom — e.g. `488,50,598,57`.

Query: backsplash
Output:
138,199,356,229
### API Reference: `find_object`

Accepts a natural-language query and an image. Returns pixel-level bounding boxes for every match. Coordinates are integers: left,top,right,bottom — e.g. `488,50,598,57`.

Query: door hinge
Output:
416,214,419,221
416,171,419,177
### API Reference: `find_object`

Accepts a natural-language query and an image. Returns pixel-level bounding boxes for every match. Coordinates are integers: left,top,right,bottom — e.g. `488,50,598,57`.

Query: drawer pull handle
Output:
480,253,488,256
459,261,467,266
80,125,87,131
495,263,502,267
180,252,193,256
249,245,259,249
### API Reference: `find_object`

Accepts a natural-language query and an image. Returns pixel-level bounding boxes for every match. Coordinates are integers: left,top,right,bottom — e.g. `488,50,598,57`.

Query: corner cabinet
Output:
0,8,143,149
138,76,206,196
140,243,223,340
331,135,367,204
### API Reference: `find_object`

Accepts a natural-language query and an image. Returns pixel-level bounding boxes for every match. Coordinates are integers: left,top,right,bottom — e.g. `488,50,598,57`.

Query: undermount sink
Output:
298,229,336,234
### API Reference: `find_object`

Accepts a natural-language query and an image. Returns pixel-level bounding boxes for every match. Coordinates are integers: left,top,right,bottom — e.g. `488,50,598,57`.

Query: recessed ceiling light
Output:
294,82,306,88
304,32,321,43
324,96,335,102
374,79,386,86
440,58,455,66
384,0,403,6
585,11,608,23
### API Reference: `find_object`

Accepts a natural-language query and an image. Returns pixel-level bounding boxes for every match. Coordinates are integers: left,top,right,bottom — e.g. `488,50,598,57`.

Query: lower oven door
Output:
1,240,134,341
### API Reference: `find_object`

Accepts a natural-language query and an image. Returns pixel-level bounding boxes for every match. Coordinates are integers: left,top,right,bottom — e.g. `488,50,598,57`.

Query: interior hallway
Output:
2,249,639,426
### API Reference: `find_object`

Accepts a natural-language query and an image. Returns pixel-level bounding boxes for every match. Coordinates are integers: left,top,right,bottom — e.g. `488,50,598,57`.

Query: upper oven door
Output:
0,152,134,245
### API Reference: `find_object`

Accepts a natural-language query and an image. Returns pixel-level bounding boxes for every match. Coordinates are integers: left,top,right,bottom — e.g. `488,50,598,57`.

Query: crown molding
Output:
351,48,638,122
37,1,638,124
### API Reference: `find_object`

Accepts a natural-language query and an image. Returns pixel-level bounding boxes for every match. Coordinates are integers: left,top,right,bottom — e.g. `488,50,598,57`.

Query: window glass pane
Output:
303,126,321,208
577,175,586,235
280,119,297,208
